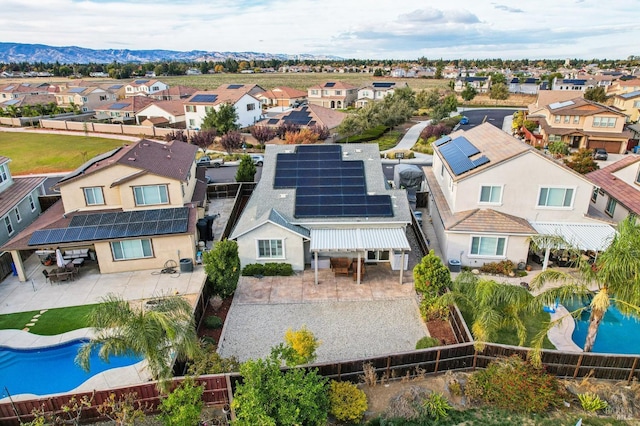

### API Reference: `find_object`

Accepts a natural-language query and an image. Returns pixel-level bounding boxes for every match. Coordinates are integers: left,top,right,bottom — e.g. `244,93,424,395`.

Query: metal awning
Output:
310,228,411,252
530,222,616,252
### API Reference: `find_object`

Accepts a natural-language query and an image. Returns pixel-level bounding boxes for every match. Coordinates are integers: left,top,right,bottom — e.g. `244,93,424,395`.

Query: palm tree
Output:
76,294,201,389
531,215,640,352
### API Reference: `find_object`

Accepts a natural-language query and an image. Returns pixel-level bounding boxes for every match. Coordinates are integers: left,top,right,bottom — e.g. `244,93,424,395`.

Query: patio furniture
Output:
330,257,351,276
72,258,85,267
42,269,52,284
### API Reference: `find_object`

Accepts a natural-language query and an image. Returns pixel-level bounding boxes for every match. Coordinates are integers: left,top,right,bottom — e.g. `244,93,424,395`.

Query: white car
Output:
250,154,264,166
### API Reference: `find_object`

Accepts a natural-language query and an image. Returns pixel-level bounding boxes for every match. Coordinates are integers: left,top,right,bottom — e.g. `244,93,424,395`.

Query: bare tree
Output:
220,130,245,154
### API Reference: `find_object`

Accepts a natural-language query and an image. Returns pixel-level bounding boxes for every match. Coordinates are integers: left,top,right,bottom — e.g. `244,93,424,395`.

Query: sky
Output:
1,0,638,60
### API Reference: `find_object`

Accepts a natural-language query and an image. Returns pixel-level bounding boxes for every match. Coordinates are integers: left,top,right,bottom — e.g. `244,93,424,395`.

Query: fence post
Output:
386,356,391,380
472,348,478,370
572,354,584,379
627,357,638,385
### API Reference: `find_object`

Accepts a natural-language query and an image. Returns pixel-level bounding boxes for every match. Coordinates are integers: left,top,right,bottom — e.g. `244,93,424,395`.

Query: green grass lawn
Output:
0,133,127,175
0,305,95,335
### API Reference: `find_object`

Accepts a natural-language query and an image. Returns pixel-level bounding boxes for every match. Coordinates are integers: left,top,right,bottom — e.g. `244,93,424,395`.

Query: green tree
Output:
489,83,509,101
531,215,640,352
76,294,200,389
584,86,608,103
280,325,320,366
159,377,204,426
461,84,477,102
416,88,440,109
337,114,363,143
431,94,458,121
413,250,451,295
203,239,240,297
231,349,329,425
564,148,600,174
201,102,238,134
236,155,257,182
187,341,240,375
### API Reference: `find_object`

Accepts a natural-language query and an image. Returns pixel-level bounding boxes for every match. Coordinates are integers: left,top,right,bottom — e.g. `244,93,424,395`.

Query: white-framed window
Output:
186,105,195,112
470,236,506,257
133,184,169,206
634,100,640,108
0,163,7,183
189,119,195,126
548,134,561,142
4,216,13,235
593,116,616,127
605,197,617,216
335,90,342,95
247,103,255,111
479,185,502,204
537,187,574,208
311,90,318,95
28,194,36,211
591,187,598,202
573,115,580,124
204,106,213,113
554,115,560,123
83,187,105,206
322,90,328,95
564,115,570,123
111,239,153,260
257,239,284,259
14,208,21,223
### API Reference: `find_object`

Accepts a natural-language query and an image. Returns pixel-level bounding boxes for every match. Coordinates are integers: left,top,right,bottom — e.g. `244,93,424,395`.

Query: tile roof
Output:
586,155,640,215
308,81,358,90
258,86,307,100
96,96,154,112
546,97,625,117
529,91,583,114
185,88,258,106
0,176,45,218
261,104,346,130
138,100,185,116
150,85,198,99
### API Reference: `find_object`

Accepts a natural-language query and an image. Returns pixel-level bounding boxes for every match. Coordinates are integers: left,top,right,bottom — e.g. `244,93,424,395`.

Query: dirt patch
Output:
198,296,233,344
426,318,458,345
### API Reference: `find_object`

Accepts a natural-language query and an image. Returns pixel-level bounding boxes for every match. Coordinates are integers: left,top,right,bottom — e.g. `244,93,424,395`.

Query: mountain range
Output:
0,42,341,64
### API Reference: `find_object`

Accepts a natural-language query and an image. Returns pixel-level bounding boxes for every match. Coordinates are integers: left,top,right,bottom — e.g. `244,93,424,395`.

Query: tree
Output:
276,121,300,139
280,325,320,366
186,341,240,375
309,124,330,140
250,125,276,147
461,84,477,102
336,115,362,143
201,103,238,134
159,377,204,426
284,127,319,144
76,294,200,389
564,148,599,174
203,239,240,297
584,86,608,103
416,88,440,110
489,83,509,101
236,155,257,182
413,250,451,295
431,94,458,121
531,215,640,352
512,110,525,132
189,129,216,151
219,130,245,154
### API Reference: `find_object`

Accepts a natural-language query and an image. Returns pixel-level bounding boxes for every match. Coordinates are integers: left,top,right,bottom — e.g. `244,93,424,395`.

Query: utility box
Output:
448,259,461,272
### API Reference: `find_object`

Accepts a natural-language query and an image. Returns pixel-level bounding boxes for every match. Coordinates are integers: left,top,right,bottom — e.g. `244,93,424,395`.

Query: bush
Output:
479,260,515,276
416,336,441,349
328,380,368,423
203,315,223,329
421,392,452,420
419,296,450,321
578,392,609,412
242,263,294,276
159,377,204,426
201,336,217,346
242,263,264,276
464,355,564,413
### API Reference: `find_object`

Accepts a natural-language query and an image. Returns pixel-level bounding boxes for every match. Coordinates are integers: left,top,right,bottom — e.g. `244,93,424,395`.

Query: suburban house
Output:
424,123,615,269
135,100,186,126
183,88,262,130
0,157,46,248
149,85,198,101
355,82,406,107
526,95,631,153
255,86,307,108
94,97,155,123
215,83,266,98
0,83,50,100
0,94,57,113
508,78,540,95
124,79,169,98
586,155,640,223
229,144,413,284
54,86,118,112
551,78,590,92
1,139,207,282
454,76,491,93
607,78,640,96
307,81,358,109
260,104,347,133
611,90,640,123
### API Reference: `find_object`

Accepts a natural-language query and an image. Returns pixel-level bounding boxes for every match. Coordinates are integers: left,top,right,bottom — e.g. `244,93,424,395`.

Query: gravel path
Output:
217,298,429,363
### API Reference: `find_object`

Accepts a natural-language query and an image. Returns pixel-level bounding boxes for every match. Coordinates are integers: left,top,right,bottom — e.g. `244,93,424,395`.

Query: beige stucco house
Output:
425,123,615,269
307,81,358,109
184,87,262,130
586,155,640,223
2,139,208,281
55,86,118,112
611,91,640,123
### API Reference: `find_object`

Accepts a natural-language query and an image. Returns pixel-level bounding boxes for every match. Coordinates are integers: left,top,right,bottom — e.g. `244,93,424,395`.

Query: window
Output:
311,90,318,95
591,187,598,202
4,216,13,235
28,194,35,211
335,90,342,95
634,101,640,108
189,119,195,126
470,236,506,256
322,90,328,95
83,187,105,205
548,134,561,142
0,164,7,183
593,116,616,127
99,95,107,101
133,185,168,206
479,185,502,203
14,208,21,223
564,115,570,123
186,105,195,112
538,187,574,208
111,239,153,260
82,97,88,102
554,115,560,123
257,239,284,258
247,103,255,111
440,163,444,177
605,198,617,216
573,115,580,124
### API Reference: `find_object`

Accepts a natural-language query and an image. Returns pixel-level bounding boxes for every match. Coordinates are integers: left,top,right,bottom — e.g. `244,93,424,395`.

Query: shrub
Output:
479,260,515,276
263,262,294,276
282,325,320,366
159,377,204,426
328,380,368,423
415,336,441,349
578,392,609,412
413,250,451,296
201,336,217,346
203,315,223,329
421,392,452,420
242,263,264,276
419,296,450,321
464,355,564,413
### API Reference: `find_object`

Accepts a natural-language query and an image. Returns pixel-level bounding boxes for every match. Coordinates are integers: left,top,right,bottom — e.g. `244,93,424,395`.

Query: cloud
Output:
493,4,524,13
398,7,480,24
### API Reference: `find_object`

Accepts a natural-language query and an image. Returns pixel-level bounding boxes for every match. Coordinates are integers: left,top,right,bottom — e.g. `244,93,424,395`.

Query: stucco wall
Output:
236,222,306,271
444,232,530,269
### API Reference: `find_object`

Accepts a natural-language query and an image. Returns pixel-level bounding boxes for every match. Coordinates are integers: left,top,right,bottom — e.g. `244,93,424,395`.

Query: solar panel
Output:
46,229,67,244
227,84,244,89
99,212,118,225
129,210,146,223
439,137,490,176
69,87,86,93
110,84,123,89
372,82,394,88
110,102,129,110
191,94,218,103
94,226,112,239
434,136,451,147
134,79,149,84
28,230,50,246
473,156,490,167
143,209,161,221
140,221,158,235
69,215,87,227
83,214,102,226
62,227,83,242
325,82,335,87
110,223,129,238
78,226,98,240
267,118,279,125
158,209,175,221
453,137,480,156
156,220,174,234
171,220,187,233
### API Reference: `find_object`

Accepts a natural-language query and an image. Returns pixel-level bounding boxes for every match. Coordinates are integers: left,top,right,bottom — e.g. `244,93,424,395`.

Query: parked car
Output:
593,148,608,161
250,154,264,166
196,155,224,168
459,116,469,125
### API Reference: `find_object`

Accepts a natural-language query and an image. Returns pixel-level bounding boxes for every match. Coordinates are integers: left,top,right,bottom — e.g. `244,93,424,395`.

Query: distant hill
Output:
0,42,341,64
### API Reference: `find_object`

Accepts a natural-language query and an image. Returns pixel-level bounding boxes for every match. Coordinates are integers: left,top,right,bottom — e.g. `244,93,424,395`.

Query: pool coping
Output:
0,328,152,402
547,304,582,352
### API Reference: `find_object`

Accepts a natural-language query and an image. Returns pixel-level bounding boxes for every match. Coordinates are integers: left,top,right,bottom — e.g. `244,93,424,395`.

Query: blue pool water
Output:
0,339,143,397
565,299,640,355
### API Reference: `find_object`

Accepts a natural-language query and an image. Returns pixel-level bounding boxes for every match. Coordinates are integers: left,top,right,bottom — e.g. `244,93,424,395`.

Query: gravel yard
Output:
217,298,429,363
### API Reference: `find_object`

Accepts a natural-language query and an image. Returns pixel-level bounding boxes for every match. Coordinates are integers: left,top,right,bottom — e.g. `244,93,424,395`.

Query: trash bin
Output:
634,145,640,154
448,259,461,272
179,258,193,273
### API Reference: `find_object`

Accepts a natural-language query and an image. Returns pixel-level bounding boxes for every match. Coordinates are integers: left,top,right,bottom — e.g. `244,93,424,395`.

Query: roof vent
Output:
128,157,136,161
279,194,287,198
167,155,171,159
355,149,362,153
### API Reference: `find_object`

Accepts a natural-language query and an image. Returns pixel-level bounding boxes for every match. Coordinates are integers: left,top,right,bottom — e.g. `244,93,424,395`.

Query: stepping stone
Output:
33,314,41,318
31,318,39,322
22,327,30,331
26,323,35,327
40,309,47,314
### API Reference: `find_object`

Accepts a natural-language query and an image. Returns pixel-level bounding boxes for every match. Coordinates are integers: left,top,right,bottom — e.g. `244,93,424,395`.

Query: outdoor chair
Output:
42,269,51,284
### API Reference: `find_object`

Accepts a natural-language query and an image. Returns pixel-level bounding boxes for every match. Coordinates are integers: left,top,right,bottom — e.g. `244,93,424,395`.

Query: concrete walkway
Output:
381,119,433,164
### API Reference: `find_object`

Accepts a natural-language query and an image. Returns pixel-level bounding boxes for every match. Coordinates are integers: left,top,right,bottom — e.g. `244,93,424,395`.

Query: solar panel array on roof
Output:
274,145,393,218
227,84,244,89
69,87,86,93
434,136,451,147
549,100,575,110
283,107,312,126
438,137,490,176
110,102,129,110
324,82,336,87
267,118,279,125
5,85,14,90
372,82,394,88
4,99,19,106
620,90,640,99
191,94,218,103
27,207,189,246
563,79,586,85
134,79,149,84
110,84,123,89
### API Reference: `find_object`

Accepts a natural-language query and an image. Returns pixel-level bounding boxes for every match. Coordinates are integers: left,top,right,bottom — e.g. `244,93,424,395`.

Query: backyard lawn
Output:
0,304,94,335
0,133,128,175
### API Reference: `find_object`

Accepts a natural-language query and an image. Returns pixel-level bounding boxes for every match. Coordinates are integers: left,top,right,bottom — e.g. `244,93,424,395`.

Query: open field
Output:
0,133,127,175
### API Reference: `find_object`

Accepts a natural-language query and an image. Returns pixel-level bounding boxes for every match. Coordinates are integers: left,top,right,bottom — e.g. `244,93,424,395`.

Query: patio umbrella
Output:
56,248,65,268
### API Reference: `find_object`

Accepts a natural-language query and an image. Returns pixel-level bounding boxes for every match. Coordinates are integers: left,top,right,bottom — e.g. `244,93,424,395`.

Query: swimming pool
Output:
565,299,640,355
0,339,143,398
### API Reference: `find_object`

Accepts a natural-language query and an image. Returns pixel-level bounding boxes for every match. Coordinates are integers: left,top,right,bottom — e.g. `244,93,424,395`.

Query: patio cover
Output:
529,222,616,252
310,228,411,252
